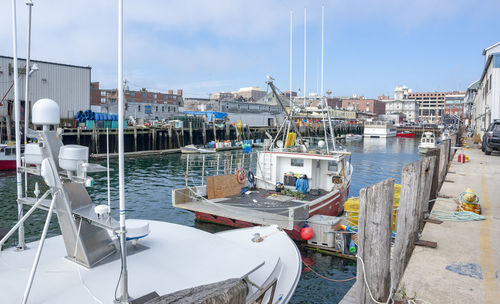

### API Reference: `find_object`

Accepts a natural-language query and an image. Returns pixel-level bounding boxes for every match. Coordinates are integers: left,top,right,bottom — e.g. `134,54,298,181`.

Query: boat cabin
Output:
255,150,350,193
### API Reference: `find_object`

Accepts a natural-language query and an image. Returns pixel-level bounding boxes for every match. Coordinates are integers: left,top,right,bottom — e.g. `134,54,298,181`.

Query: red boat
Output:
0,144,17,170
396,132,415,138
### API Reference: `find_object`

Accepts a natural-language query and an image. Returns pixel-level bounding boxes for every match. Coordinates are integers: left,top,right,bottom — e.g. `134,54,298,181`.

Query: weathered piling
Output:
356,178,394,304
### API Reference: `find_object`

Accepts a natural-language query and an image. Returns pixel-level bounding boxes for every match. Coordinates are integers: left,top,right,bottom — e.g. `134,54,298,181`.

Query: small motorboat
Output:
181,144,200,154
396,131,415,138
198,148,216,154
0,143,17,170
418,132,437,154
345,134,362,141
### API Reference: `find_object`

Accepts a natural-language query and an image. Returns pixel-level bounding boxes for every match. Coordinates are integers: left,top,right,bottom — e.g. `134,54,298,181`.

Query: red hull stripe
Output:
0,160,16,170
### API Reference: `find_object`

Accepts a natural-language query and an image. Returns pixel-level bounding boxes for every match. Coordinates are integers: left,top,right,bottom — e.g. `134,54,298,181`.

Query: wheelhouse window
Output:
328,160,338,172
290,158,304,167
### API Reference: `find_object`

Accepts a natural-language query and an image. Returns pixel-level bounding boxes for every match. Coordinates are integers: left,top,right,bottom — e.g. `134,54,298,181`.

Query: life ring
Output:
236,169,246,184
247,171,255,183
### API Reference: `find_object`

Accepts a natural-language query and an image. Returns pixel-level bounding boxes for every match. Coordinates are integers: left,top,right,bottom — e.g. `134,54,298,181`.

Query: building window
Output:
291,159,304,167
142,92,146,98
162,106,164,112
168,106,171,112
100,91,106,97
155,106,158,112
100,97,106,103
173,107,176,112
138,105,141,112
154,94,157,99
131,92,135,97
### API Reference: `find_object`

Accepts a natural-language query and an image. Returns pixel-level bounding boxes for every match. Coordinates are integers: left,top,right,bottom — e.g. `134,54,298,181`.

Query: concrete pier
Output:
399,145,500,303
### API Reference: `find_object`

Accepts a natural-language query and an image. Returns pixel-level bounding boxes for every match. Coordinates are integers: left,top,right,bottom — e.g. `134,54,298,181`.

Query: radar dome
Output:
32,98,60,125
318,140,325,148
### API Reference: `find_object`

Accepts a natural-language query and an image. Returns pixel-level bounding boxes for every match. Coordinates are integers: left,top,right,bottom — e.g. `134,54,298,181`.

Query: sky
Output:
1,0,499,99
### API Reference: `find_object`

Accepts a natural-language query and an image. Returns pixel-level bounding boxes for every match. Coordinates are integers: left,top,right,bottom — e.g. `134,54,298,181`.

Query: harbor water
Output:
0,136,421,303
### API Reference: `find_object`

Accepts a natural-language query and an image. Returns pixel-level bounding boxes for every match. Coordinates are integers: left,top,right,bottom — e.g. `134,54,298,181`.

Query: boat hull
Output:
0,159,16,170
194,184,349,241
396,132,415,138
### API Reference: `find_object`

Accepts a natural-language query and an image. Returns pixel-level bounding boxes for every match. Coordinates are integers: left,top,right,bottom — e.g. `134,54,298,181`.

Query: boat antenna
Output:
320,5,329,153
303,7,306,108
23,0,34,216
321,6,336,151
286,10,293,137
106,127,111,211
117,0,130,302
11,0,26,250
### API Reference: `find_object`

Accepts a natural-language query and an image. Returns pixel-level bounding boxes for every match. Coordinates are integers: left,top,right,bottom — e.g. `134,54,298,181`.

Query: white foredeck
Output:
0,220,299,303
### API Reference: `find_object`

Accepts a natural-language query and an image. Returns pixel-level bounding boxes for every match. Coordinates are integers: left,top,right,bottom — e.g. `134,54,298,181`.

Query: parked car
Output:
482,119,500,155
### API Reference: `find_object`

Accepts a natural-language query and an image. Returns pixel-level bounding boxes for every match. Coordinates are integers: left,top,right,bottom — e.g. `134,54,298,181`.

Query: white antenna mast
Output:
289,10,292,107
320,5,329,153
117,0,130,302
11,0,25,251
303,7,307,108
23,0,34,231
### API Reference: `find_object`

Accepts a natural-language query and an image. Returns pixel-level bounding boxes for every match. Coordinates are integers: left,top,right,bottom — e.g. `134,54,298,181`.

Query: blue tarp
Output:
182,111,227,122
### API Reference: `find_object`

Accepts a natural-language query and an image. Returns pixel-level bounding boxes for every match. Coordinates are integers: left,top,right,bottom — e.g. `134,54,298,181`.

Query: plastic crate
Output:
306,215,343,248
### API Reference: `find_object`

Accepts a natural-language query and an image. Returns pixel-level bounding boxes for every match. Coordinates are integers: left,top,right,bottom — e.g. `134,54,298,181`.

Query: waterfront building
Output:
221,93,284,127
472,41,500,136
183,97,219,111
0,55,90,121
408,90,465,123
90,82,183,120
341,97,385,115
444,92,467,125
383,86,419,123
210,86,267,103
463,80,479,127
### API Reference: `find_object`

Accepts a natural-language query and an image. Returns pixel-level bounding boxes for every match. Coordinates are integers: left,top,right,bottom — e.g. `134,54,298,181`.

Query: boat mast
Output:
11,0,25,250
320,6,329,153
286,10,292,137
23,0,34,216
303,7,307,108
322,6,336,151
117,0,130,302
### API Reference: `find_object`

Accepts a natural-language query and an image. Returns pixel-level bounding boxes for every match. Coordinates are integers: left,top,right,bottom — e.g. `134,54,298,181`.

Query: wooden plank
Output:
356,178,394,304
206,174,243,199
415,240,438,248
424,218,443,224
391,160,423,292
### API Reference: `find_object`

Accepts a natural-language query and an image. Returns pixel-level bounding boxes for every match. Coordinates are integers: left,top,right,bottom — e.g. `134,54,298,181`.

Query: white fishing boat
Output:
198,147,216,154
418,132,437,154
173,80,353,241
0,143,17,170
363,121,397,138
180,144,200,154
345,134,362,141
0,2,301,303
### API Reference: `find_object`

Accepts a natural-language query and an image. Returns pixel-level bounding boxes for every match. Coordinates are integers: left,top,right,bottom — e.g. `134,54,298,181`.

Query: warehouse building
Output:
0,55,91,123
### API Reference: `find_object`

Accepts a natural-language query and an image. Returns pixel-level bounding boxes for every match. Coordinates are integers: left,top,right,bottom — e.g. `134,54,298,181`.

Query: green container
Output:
85,120,95,129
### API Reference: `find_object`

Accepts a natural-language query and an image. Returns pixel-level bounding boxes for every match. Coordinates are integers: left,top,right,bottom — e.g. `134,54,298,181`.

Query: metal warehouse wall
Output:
0,56,91,119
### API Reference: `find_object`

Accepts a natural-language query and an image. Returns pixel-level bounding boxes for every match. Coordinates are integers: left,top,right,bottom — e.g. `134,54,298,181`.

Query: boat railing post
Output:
216,154,220,175
201,155,205,186
21,191,58,304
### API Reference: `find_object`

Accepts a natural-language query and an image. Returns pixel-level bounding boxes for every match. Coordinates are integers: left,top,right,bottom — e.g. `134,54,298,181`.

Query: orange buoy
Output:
300,225,314,240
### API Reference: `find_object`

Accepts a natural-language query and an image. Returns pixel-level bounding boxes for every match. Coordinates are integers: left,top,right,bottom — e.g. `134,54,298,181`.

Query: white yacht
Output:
363,122,397,138
418,132,437,154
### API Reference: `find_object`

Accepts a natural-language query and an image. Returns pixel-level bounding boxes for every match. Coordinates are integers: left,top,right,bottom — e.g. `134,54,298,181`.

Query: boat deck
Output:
174,188,327,230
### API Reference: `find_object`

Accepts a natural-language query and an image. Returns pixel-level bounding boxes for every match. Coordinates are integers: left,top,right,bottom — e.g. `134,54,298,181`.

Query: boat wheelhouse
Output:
418,132,437,154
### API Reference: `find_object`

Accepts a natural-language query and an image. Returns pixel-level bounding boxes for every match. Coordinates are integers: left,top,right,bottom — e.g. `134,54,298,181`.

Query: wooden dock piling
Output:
356,178,394,304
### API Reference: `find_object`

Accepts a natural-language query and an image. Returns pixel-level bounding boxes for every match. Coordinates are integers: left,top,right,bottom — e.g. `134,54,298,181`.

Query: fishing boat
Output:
396,131,415,138
0,143,17,170
363,121,397,138
173,80,352,240
418,132,437,154
198,147,216,154
180,144,200,154
0,2,301,303
345,134,362,141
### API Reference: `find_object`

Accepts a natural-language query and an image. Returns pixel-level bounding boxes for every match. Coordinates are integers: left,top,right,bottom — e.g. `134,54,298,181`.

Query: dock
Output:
398,144,500,303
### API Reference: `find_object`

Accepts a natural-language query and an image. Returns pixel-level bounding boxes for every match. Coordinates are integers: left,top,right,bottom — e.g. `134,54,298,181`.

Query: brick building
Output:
90,82,183,120
341,98,385,115
408,91,465,123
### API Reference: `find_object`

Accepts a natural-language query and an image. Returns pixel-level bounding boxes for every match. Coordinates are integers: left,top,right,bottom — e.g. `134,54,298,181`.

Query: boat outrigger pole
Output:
117,0,130,302
266,79,304,145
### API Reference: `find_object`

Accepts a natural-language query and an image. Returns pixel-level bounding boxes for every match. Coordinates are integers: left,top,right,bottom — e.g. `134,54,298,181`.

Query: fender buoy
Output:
235,169,246,184
247,171,255,183
300,224,314,240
